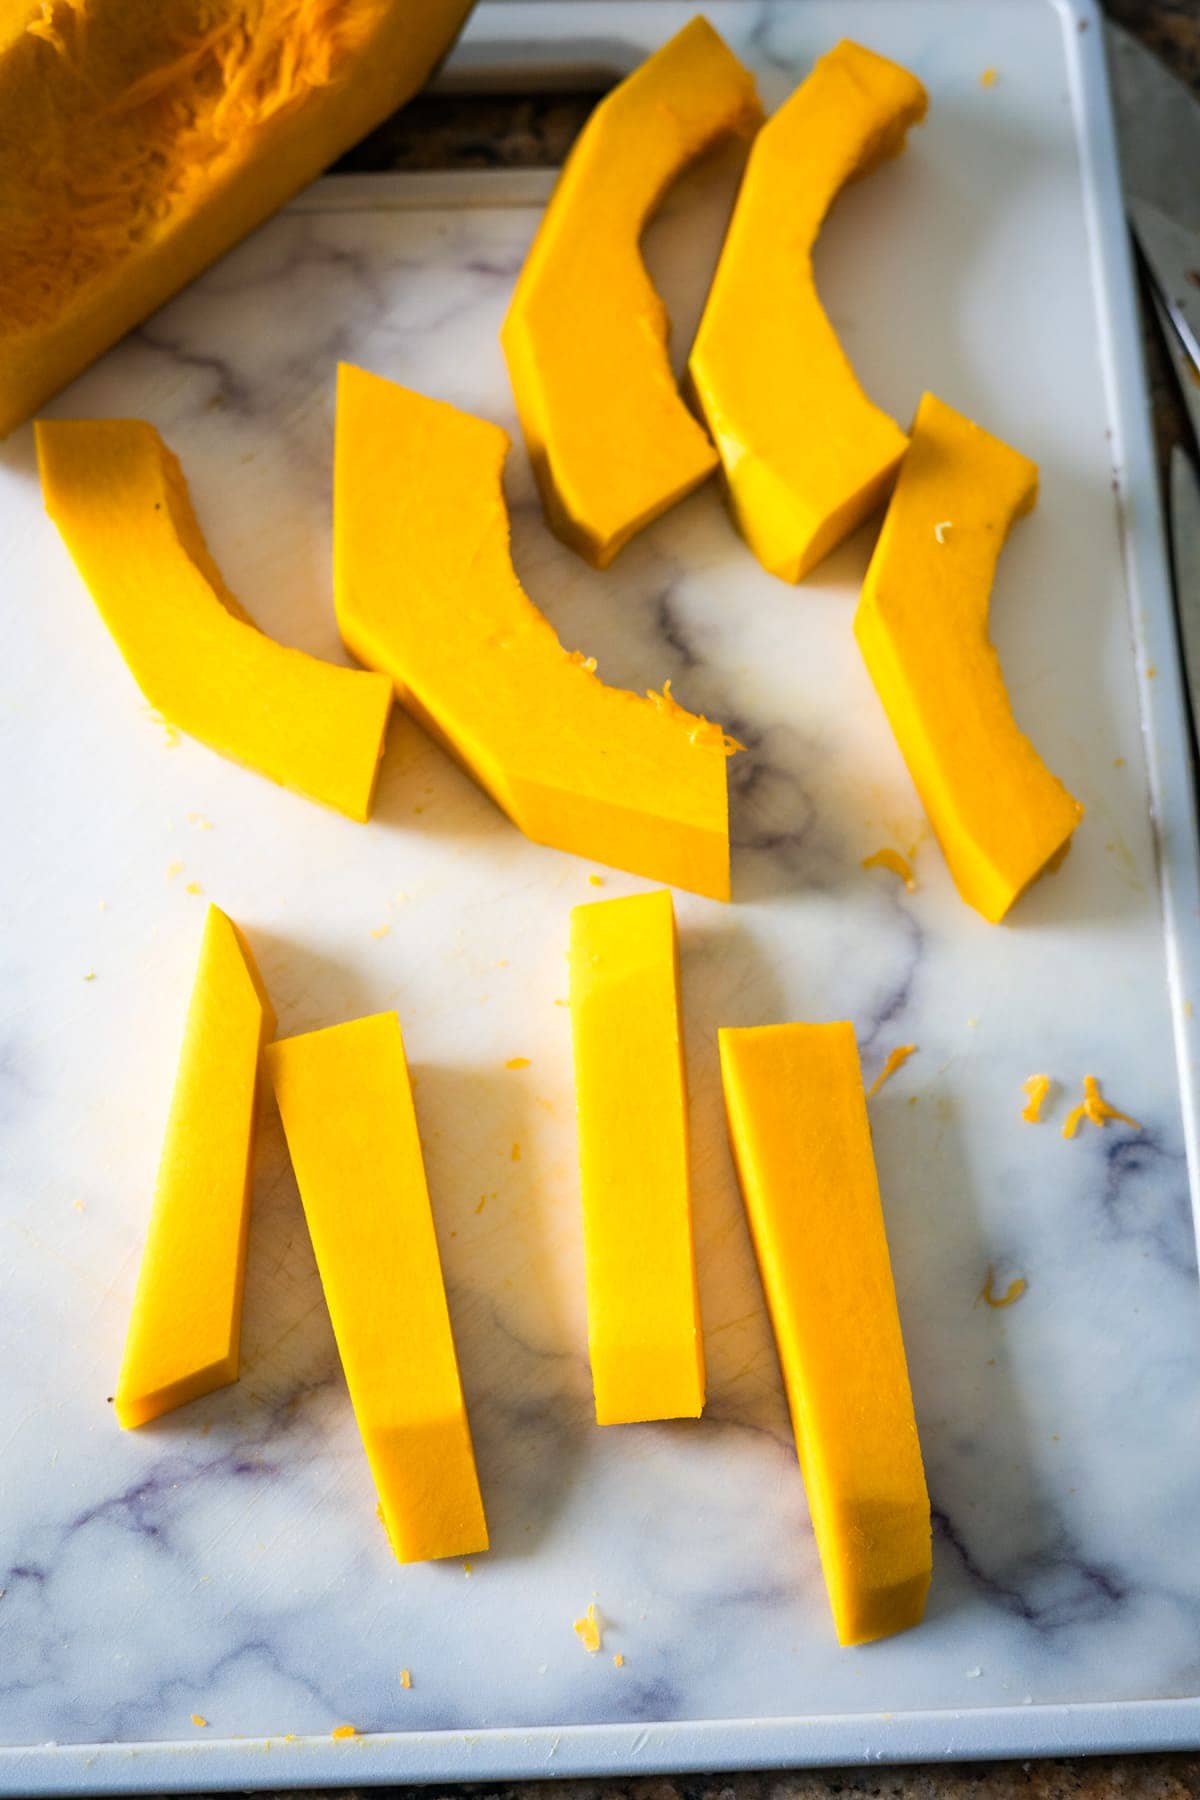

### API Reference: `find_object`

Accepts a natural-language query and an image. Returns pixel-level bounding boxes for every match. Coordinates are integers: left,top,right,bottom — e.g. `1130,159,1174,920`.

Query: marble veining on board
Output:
2,0,1200,1756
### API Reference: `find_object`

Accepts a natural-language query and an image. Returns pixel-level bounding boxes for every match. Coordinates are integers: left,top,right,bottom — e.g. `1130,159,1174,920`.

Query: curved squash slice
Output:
115,905,274,1429
334,363,733,899
501,17,762,569
36,419,393,821
689,40,927,582
0,0,473,436
854,393,1084,923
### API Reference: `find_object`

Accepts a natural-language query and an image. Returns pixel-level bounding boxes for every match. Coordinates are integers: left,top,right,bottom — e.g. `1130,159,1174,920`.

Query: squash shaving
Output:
1021,1074,1051,1123
862,847,916,891
1062,1074,1141,1140
867,1044,917,1097
980,1269,1026,1309
573,1603,602,1654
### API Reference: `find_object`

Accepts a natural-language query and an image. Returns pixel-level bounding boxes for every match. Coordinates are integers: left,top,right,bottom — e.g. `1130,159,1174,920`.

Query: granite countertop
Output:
296,8,1198,1800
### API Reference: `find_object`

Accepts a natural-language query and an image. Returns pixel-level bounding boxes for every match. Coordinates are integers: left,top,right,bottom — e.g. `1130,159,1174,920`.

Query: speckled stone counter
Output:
223,6,1200,1798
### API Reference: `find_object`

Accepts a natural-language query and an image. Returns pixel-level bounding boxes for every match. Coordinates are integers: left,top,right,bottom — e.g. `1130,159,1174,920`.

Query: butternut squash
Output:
570,888,704,1425
854,392,1083,923
501,17,761,568
115,905,274,1430
0,0,474,436
37,417,393,821
265,1012,488,1564
689,40,927,582
718,1021,930,1646
334,363,735,898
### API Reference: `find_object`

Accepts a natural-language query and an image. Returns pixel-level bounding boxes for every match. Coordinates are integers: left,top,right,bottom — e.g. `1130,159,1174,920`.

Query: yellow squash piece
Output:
718,1021,931,1646
854,392,1083,922
0,0,473,436
689,40,927,581
335,363,734,898
570,888,704,1424
37,418,392,821
115,905,274,1429
501,18,761,568
265,1013,488,1563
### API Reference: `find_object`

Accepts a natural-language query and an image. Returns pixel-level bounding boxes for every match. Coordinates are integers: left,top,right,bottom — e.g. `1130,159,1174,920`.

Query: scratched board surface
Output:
2,0,1200,1789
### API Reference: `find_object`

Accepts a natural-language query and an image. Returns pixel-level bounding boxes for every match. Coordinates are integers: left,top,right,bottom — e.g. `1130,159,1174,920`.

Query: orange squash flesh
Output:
689,40,927,582
265,1013,488,1563
0,0,474,436
115,905,274,1430
854,392,1083,922
334,363,734,898
36,417,393,821
570,888,704,1425
719,1021,931,1646
501,17,762,568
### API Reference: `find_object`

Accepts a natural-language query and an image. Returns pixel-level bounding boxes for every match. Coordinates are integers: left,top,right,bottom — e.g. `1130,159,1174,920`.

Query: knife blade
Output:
1172,445,1200,738
1106,22,1200,433
1106,24,1200,241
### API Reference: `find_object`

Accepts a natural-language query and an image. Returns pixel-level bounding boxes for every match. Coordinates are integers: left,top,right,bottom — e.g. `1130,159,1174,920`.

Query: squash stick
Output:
719,1021,931,1645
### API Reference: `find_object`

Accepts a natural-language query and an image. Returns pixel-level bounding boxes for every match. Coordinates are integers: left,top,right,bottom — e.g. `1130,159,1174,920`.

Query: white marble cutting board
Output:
2,0,1200,1785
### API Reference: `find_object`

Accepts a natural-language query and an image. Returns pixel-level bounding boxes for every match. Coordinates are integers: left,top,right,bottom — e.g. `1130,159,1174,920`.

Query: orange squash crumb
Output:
185,881,203,896
331,1724,356,1741
979,67,997,87
511,1142,521,1162
862,847,916,891
867,1044,917,1097
369,923,391,941
980,1269,1026,1308
1021,1074,1051,1123
191,1714,208,1728
166,859,184,881
1062,1074,1141,1139
505,1056,530,1070
588,874,605,887
574,1602,602,1653
400,1669,412,1690
613,1652,625,1669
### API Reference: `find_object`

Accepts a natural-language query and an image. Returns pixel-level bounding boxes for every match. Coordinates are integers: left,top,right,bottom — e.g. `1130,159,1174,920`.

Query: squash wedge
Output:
689,40,927,582
115,905,274,1430
0,0,473,436
266,1013,489,1563
334,363,735,899
719,1021,931,1646
854,392,1083,923
570,888,704,1425
501,17,762,568
37,418,393,821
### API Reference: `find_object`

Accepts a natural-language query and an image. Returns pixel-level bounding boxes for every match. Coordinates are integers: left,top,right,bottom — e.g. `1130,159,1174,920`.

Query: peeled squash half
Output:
0,0,474,436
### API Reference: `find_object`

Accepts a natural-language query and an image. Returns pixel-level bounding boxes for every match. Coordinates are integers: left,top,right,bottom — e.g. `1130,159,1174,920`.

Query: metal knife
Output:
1107,23,1200,723
1171,445,1200,742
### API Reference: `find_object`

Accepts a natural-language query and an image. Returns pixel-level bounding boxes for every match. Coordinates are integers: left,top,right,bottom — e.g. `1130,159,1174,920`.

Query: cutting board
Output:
3,0,1200,1788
